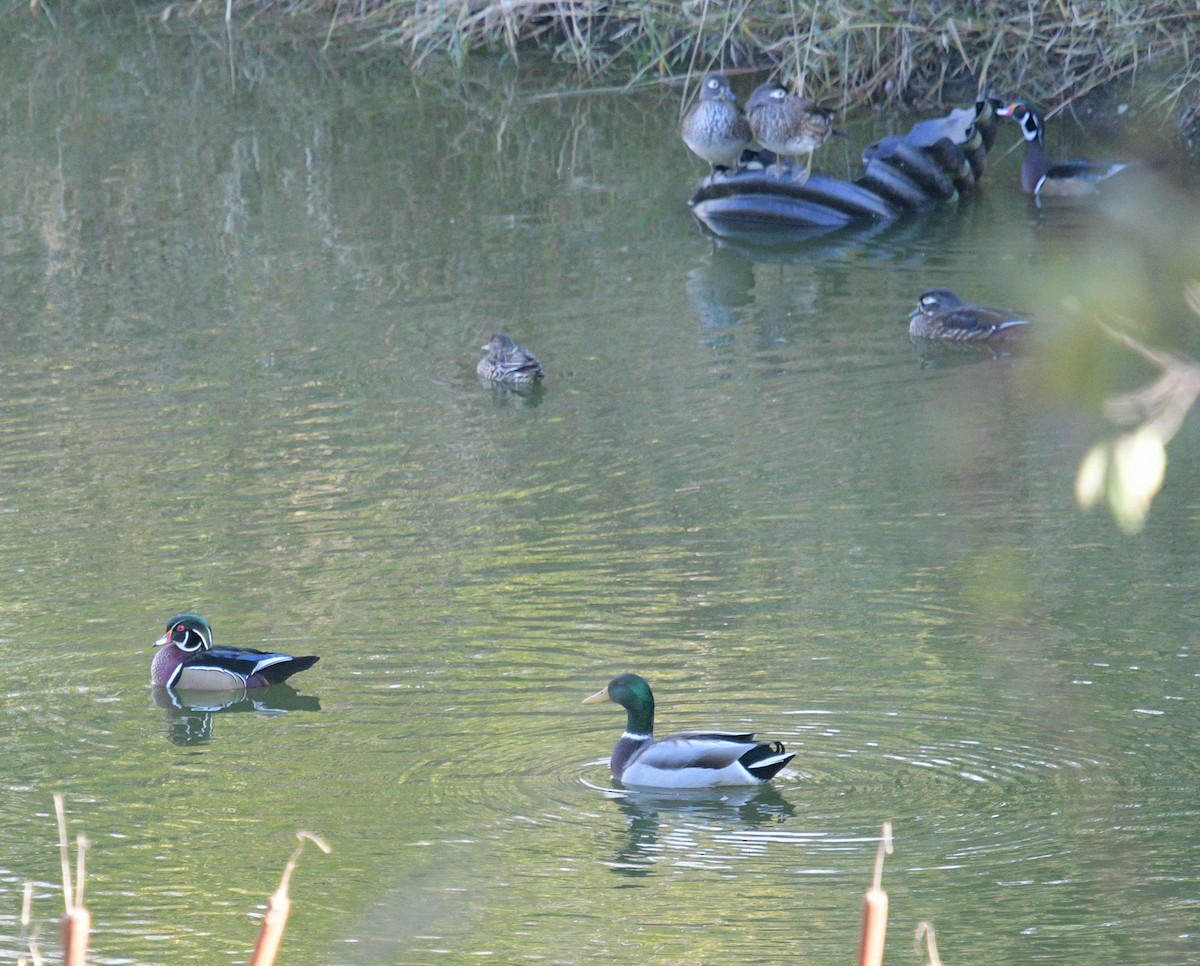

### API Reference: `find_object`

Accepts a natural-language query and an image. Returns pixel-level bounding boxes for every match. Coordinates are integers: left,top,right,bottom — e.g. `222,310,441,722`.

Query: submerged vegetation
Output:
140,0,1200,131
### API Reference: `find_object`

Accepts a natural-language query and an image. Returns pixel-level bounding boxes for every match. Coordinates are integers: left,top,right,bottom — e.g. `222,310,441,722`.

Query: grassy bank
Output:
146,0,1200,133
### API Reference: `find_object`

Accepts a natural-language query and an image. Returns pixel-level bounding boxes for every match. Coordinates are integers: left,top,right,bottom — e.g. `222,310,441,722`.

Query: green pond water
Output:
0,11,1198,965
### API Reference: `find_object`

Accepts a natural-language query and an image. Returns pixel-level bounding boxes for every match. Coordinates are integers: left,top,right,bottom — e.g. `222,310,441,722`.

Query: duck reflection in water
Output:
686,246,755,349
152,685,321,746
603,784,796,878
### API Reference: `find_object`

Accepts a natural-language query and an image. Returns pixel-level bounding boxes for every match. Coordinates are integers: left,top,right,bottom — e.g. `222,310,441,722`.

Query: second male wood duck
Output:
998,101,1129,197
908,288,1031,341
745,82,836,182
681,74,752,178
152,614,319,690
477,332,544,385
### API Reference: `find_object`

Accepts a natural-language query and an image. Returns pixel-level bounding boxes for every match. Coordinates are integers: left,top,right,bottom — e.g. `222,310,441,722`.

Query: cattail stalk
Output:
857,820,893,966
248,832,330,966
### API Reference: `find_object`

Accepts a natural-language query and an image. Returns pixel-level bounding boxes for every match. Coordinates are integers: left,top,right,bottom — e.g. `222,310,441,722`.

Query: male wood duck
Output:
745,82,836,182
151,614,319,690
477,332,544,385
583,673,794,788
908,288,1031,341
681,74,752,178
997,101,1128,197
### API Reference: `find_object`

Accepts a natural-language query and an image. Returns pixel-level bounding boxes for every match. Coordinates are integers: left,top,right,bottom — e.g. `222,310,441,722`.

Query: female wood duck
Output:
583,673,794,788
998,101,1128,197
681,74,752,178
477,332,544,385
152,614,319,690
908,288,1031,341
745,82,836,182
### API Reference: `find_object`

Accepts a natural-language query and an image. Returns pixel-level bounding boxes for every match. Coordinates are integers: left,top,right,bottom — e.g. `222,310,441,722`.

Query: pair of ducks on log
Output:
682,74,1128,200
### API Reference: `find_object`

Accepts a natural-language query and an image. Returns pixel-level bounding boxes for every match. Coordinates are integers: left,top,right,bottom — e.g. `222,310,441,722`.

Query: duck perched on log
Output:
745,82,836,183
688,94,999,239
681,74,752,179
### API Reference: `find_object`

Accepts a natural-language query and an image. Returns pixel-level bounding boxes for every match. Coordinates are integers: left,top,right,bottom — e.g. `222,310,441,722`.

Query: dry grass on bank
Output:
149,0,1200,130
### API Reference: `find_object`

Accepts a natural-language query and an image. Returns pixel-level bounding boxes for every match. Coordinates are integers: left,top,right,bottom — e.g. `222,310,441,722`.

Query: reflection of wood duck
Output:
584,673,794,788
998,101,1129,197
681,74,752,177
477,332,544,385
745,82,835,182
152,615,319,689
908,288,1031,341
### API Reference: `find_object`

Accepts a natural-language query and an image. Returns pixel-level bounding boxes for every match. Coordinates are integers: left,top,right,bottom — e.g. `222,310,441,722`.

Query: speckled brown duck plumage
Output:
477,332,544,385
908,289,1031,341
681,74,752,178
745,82,836,182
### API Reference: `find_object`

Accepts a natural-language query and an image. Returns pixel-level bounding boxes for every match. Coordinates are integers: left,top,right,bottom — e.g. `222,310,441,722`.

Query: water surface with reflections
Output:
0,11,1198,965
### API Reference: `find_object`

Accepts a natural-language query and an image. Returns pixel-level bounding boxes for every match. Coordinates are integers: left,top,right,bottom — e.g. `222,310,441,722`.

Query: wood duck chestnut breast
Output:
745,82,835,182
477,332,543,385
680,74,752,177
908,288,1031,341
998,101,1128,197
152,614,319,690
583,672,794,789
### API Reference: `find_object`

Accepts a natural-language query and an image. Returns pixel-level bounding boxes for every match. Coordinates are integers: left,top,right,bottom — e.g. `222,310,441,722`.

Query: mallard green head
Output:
155,614,214,653
584,672,656,736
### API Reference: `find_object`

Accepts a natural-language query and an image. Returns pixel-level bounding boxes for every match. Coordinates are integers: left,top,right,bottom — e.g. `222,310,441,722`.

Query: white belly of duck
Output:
613,731,793,789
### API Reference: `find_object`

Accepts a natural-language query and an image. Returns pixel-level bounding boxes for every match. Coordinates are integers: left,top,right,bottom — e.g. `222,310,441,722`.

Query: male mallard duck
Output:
152,614,319,690
477,332,544,385
681,74,752,178
908,288,1031,341
998,101,1128,197
745,82,836,182
583,673,794,788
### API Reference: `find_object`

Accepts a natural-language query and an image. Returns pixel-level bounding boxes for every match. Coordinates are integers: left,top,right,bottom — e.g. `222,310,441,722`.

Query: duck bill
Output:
153,632,171,648
996,103,1017,118
582,686,612,705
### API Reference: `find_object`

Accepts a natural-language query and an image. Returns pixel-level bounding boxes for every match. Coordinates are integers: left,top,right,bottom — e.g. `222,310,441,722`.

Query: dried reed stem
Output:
53,794,90,966
248,832,331,966
857,820,893,966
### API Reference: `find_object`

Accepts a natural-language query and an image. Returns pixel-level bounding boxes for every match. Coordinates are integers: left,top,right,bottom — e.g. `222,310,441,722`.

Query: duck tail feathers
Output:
740,740,795,782
260,655,320,685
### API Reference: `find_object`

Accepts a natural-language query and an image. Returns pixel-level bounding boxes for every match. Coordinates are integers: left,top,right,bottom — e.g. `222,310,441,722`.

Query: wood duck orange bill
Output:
152,614,319,690
997,101,1129,197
